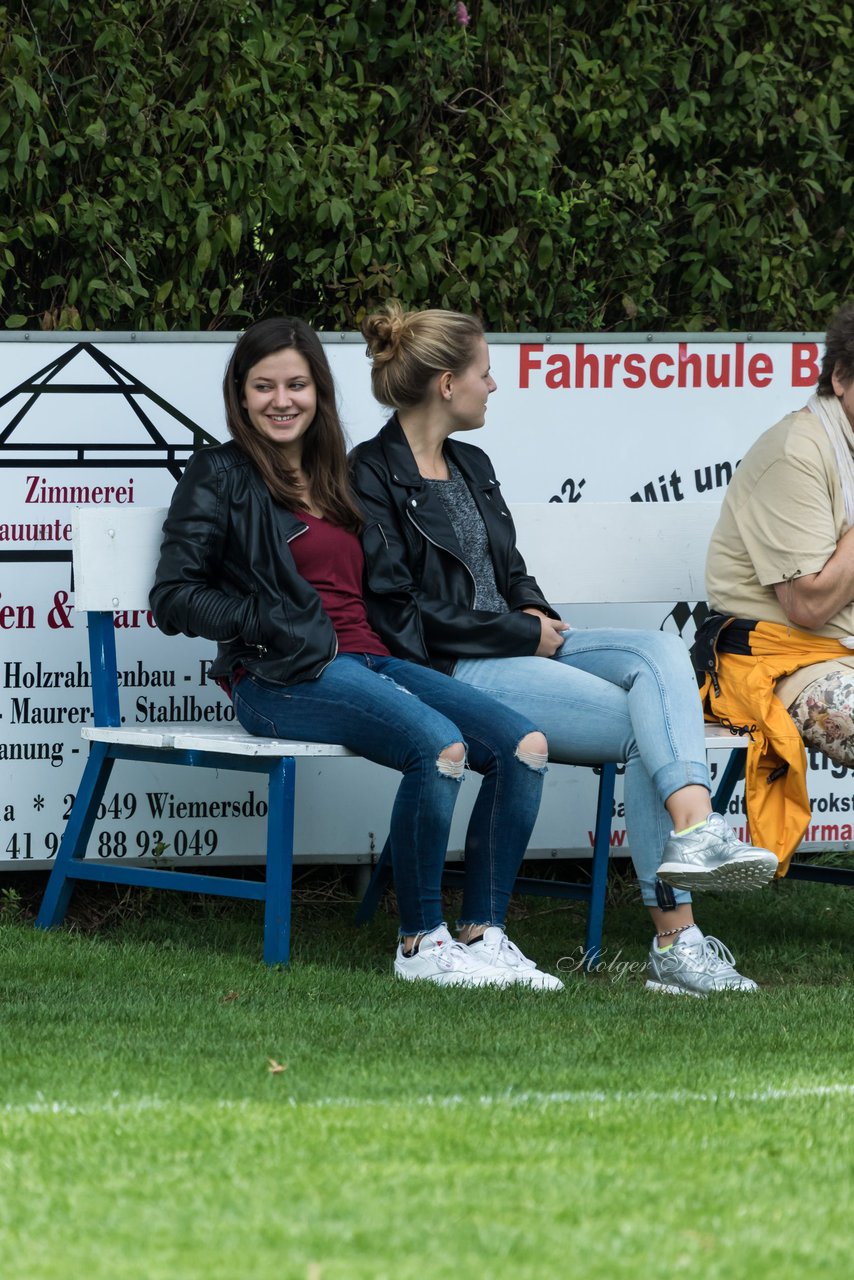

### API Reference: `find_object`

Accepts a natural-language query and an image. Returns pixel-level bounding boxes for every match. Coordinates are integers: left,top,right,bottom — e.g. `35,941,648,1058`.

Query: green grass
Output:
1,871,853,1279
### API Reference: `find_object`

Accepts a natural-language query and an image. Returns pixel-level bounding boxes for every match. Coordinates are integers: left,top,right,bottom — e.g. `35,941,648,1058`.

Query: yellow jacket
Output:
696,619,849,873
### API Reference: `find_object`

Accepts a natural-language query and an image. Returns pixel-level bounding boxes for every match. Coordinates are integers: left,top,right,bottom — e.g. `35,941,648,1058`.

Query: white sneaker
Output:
465,926,565,990
394,924,512,987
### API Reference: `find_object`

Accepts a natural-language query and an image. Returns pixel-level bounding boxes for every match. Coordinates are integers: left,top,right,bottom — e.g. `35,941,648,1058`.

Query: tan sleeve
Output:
733,450,839,587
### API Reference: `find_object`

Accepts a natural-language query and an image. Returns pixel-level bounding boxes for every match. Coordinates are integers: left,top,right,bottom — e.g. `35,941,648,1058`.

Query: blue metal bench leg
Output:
263,757,296,966
583,763,616,971
354,837,392,925
711,749,746,815
36,742,116,931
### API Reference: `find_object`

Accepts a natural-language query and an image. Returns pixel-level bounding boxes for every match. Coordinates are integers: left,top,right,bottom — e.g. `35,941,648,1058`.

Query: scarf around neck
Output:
808,391,854,529
807,391,854,648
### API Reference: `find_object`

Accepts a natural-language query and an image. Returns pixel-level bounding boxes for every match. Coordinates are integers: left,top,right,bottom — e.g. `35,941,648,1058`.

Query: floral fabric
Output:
787,666,854,766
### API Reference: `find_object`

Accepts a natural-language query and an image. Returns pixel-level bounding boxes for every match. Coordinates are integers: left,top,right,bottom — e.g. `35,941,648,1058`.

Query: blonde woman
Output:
350,302,778,997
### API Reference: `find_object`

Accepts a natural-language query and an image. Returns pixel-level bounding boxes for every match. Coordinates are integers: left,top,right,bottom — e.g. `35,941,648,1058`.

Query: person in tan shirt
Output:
705,300,854,765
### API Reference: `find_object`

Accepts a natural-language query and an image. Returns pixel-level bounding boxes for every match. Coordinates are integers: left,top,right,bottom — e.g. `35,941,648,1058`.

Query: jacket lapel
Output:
378,417,468,563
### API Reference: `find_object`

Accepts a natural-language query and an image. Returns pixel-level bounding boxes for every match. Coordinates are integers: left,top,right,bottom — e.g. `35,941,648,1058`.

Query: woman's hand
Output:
521,607,570,656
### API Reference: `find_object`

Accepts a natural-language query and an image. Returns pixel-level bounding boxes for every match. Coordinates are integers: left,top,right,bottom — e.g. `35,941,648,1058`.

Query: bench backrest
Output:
72,502,720,618
511,502,719,604
74,506,168,612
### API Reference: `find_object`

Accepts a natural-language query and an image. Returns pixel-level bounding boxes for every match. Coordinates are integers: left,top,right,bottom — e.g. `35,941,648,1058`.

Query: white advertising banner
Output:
1,331,846,869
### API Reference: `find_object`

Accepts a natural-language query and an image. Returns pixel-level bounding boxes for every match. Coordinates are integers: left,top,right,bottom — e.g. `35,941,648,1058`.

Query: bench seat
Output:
83,723,355,757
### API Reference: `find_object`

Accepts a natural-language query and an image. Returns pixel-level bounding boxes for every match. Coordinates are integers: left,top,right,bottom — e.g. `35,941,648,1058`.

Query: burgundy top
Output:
290,513,390,656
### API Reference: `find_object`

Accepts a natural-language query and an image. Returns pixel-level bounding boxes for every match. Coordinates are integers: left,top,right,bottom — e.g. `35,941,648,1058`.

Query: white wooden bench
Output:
36,502,753,968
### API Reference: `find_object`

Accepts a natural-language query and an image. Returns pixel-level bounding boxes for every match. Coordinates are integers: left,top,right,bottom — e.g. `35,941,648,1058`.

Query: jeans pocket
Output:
233,687,282,738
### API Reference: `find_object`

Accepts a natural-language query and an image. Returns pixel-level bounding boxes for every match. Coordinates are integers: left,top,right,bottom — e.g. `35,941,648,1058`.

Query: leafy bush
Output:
1,0,851,331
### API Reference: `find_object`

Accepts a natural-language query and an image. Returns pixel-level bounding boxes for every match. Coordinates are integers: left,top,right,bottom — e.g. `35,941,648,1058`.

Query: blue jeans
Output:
231,654,544,934
455,629,711,908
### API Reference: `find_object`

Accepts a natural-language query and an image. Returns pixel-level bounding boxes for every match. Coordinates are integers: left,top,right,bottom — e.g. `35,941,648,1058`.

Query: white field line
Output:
3,1082,854,1119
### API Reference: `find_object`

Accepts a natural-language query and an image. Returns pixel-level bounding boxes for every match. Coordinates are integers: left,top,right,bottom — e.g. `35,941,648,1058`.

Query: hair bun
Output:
361,301,407,365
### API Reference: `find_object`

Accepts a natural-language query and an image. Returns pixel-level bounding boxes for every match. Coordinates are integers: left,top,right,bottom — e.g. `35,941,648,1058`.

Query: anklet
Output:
656,923,692,940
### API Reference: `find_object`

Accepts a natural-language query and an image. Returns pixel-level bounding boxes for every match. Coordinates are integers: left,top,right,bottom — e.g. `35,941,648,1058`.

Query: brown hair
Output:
223,317,362,531
361,299,484,409
818,301,854,396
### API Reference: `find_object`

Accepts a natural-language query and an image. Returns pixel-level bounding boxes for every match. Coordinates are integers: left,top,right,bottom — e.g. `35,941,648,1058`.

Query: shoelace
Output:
487,932,535,970
686,933,739,975
715,817,743,843
434,938,480,971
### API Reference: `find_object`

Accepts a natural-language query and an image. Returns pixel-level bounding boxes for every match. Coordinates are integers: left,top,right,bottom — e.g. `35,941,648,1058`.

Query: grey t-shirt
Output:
424,460,509,613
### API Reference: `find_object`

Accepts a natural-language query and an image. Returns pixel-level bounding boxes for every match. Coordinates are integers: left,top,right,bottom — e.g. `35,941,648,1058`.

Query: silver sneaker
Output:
466,927,564,991
656,813,778,892
646,925,758,997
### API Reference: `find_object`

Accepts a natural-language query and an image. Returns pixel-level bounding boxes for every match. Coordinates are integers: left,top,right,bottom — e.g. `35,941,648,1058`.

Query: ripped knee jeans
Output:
232,652,545,934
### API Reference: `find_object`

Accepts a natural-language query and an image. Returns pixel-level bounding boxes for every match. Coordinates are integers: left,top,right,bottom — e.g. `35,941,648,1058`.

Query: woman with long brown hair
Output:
151,317,560,988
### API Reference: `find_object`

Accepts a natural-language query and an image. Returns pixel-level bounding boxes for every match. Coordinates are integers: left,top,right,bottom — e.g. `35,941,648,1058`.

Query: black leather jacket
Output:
150,442,338,686
349,416,559,674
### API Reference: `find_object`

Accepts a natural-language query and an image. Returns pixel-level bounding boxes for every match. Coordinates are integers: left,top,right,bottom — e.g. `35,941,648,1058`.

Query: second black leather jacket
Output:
349,416,560,674
150,442,339,686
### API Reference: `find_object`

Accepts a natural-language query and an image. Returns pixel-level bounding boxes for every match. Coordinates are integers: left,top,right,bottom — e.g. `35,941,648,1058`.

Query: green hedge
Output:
1,0,851,331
